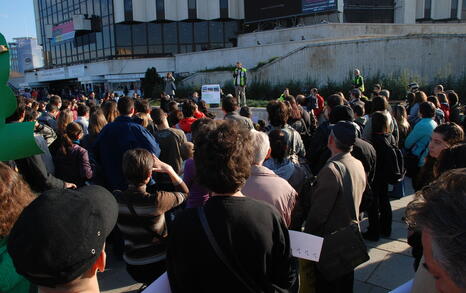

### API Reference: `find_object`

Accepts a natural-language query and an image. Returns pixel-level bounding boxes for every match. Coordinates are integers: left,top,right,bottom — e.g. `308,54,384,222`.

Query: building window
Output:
463,0,466,19
424,0,431,19
132,23,147,46
188,0,196,19
115,24,132,46
451,0,458,18
156,0,165,20
124,0,133,21
220,0,228,19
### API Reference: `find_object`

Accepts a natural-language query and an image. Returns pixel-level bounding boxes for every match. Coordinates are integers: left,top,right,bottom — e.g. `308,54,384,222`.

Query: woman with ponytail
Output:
53,122,93,187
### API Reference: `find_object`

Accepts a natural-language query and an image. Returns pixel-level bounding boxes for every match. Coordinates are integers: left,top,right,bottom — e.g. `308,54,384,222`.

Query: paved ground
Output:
99,181,417,293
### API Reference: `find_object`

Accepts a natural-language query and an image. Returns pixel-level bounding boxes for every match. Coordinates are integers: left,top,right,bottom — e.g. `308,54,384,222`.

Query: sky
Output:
0,0,37,42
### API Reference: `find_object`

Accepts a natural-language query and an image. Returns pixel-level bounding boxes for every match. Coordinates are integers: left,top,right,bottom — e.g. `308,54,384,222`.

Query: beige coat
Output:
305,152,366,236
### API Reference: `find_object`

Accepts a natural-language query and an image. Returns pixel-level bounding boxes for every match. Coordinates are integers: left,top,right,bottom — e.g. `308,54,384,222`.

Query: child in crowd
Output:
53,122,93,187
115,148,188,286
179,142,194,176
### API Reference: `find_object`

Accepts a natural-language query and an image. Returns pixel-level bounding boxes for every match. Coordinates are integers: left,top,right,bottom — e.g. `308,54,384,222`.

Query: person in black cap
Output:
7,185,118,293
296,121,367,293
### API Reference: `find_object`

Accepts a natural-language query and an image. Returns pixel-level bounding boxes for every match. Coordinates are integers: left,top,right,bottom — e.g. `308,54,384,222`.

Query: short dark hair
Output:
24,108,39,122
194,120,253,194
77,104,90,117
46,103,58,113
436,143,466,176
135,99,151,114
352,104,364,117
49,95,62,107
222,95,238,113
327,94,344,110
419,101,436,118
329,105,354,123
427,95,441,109
447,91,459,106
117,97,134,116
372,96,389,112
167,101,178,112
269,129,288,163
239,106,251,118
6,101,26,123
191,118,216,142
168,110,183,127
266,101,289,127
330,130,352,153
122,149,153,185
182,101,196,118
151,108,166,125
371,111,389,134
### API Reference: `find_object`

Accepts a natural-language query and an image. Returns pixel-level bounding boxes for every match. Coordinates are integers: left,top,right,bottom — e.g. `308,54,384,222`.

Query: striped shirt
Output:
115,185,187,266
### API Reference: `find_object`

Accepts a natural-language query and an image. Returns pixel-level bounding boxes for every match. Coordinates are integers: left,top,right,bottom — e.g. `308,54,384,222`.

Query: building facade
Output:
24,0,466,93
34,0,242,68
8,37,44,74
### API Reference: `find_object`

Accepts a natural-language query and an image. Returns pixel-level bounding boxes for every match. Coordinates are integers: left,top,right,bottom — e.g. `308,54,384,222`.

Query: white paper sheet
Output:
288,230,324,262
143,272,172,293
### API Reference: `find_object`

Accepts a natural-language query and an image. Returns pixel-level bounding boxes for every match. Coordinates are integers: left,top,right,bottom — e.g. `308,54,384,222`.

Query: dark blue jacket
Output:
94,116,160,191
38,111,58,131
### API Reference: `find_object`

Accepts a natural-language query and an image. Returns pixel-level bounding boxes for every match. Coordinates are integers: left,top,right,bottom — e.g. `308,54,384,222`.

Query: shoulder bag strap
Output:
197,207,257,293
332,161,357,222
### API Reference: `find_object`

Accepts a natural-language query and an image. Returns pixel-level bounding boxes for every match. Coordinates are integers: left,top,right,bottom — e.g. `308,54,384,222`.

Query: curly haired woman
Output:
0,162,36,293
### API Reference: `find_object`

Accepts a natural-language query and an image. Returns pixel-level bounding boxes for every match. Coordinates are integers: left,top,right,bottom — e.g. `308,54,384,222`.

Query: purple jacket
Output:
53,144,93,187
183,159,210,208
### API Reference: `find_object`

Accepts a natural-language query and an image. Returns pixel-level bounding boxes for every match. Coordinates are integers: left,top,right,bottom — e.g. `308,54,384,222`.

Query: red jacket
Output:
177,117,197,133
314,94,325,118
440,103,450,122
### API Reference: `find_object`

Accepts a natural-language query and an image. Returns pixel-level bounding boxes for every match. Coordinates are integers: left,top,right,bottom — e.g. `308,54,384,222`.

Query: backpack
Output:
382,141,406,184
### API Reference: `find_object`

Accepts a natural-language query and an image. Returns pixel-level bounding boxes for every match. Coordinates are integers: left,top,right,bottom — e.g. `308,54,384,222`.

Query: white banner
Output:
201,84,221,104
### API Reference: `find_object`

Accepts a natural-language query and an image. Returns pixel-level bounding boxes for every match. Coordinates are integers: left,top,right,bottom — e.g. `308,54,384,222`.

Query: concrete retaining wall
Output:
256,34,466,87
237,23,466,47
179,34,466,92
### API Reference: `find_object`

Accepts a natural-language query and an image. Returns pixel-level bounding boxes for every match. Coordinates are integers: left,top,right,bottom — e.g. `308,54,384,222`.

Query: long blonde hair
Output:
102,101,119,123
57,108,74,136
88,109,108,136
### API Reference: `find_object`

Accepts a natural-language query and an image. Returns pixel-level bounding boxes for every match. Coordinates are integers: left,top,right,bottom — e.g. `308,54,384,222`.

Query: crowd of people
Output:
1,80,466,293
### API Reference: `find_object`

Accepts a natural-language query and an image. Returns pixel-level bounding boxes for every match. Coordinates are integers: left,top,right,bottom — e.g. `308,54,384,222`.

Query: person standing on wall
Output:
164,72,176,99
353,69,365,94
233,62,248,107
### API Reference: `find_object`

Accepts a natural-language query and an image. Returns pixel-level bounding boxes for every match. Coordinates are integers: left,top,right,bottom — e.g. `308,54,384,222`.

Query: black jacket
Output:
167,196,294,293
369,133,396,186
15,154,65,193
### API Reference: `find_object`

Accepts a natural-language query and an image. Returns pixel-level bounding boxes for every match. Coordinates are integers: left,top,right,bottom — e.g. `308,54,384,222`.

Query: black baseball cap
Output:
7,185,118,287
330,121,357,147
329,105,355,124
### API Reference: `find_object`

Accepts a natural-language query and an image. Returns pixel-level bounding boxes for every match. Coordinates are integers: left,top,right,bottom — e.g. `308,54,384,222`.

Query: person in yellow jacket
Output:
233,62,248,107
353,69,365,93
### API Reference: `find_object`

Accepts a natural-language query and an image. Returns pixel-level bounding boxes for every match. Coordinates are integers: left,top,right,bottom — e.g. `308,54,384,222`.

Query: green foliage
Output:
250,57,280,71
141,67,164,99
175,71,466,106
242,72,466,103
199,66,236,72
